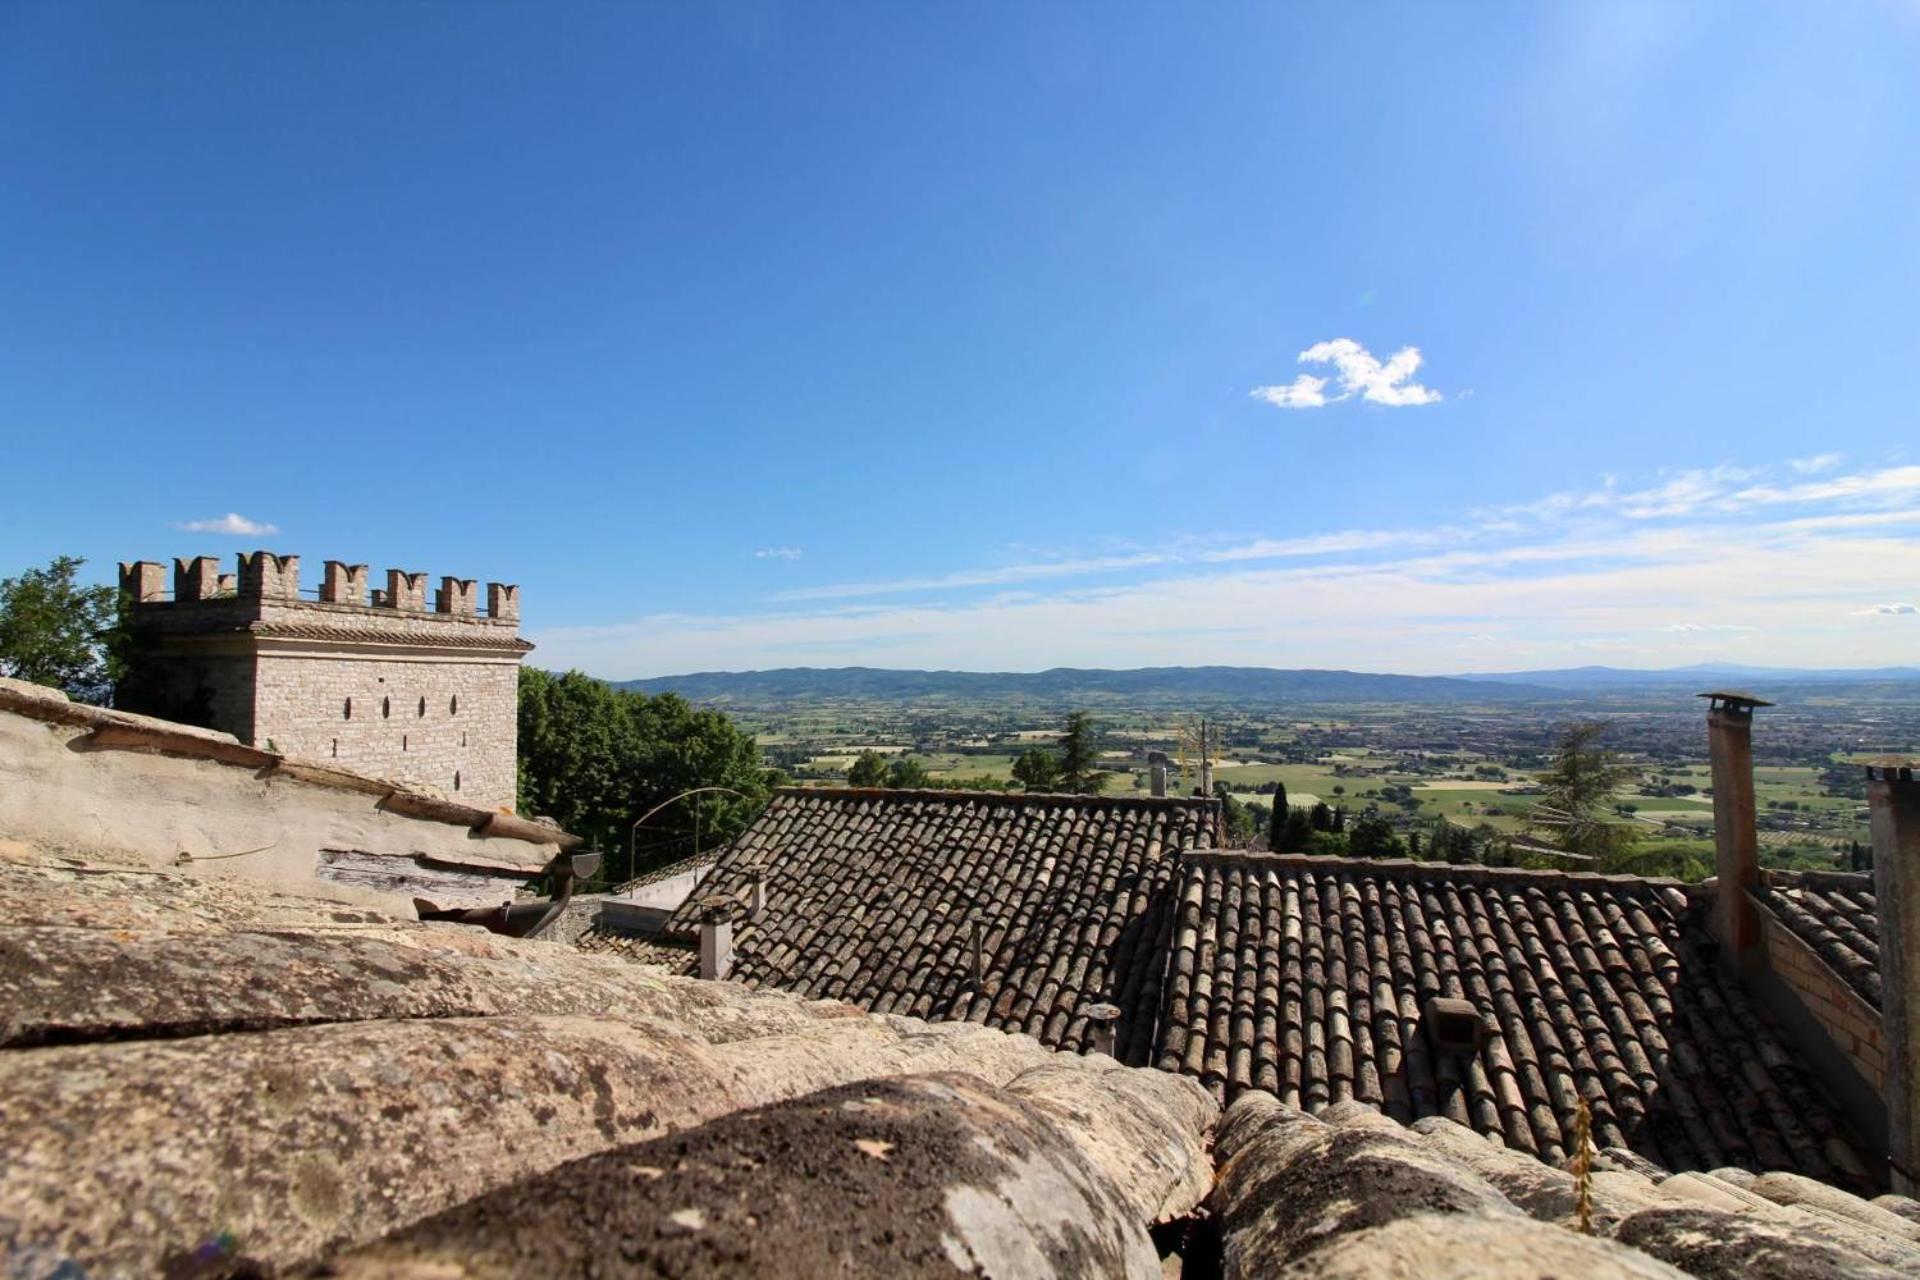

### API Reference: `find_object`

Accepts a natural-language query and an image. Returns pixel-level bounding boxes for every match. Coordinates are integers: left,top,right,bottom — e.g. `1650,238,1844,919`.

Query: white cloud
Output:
755,546,803,560
176,513,279,537
771,552,1174,602
1790,452,1844,475
534,455,1920,675
1251,337,1442,411
1249,373,1330,409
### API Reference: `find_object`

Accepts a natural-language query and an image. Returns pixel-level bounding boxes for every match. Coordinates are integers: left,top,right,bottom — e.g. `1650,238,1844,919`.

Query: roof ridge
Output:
773,785,1222,810
1177,847,1689,890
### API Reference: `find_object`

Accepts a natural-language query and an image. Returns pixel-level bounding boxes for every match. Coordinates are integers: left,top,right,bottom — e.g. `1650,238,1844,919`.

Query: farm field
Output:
709,685,1916,876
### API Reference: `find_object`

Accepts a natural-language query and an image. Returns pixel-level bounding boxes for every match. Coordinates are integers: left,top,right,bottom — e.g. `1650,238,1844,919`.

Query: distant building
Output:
116,551,529,809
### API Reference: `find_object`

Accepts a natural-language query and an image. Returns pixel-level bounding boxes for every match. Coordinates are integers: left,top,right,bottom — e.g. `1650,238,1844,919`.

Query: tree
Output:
1056,712,1109,794
1215,782,1256,844
1309,801,1333,832
1275,806,1313,852
846,750,890,787
1532,721,1640,865
1349,813,1403,859
885,757,932,789
1011,747,1061,792
1266,781,1290,848
0,556,121,704
516,668,773,882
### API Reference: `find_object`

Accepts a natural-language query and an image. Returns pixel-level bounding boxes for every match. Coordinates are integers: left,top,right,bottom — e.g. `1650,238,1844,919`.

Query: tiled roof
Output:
1758,870,1881,1009
1157,852,1877,1193
659,787,1222,1060
607,846,719,895
575,924,698,971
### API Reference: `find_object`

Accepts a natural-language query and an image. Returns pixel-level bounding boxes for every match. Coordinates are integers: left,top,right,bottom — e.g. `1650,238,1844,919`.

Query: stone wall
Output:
117,552,529,811
253,650,518,809
1761,906,1887,1094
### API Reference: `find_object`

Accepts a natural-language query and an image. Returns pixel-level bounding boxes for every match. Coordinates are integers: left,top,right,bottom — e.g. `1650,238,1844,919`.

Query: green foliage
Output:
0,556,122,704
1011,746,1062,791
1348,812,1404,859
1214,782,1257,842
1604,839,1714,881
516,668,774,881
886,757,932,788
1532,721,1641,865
1309,801,1333,832
1057,711,1109,794
1270,806,1313,852
846,750,890,787
1304,830,1350,857
1267,780,1290,848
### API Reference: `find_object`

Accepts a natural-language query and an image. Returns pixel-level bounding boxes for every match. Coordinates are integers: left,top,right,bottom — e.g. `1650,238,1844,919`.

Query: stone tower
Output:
117,551,529,810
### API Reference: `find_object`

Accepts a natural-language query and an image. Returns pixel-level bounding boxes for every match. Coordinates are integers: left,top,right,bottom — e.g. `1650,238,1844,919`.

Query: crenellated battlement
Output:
115,549,529,809
118,551,522,621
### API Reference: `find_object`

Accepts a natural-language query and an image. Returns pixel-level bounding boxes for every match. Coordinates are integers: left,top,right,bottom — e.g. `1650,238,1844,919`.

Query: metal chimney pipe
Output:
1701,691,1770,972
1868,759,1920,1195
749,871,766,923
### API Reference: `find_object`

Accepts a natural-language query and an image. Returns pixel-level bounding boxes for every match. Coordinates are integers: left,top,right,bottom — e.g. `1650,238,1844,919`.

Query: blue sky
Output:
3,2,1917,677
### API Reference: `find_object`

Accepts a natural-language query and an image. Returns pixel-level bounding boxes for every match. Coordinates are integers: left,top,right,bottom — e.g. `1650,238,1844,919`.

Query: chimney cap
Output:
1697,690,1774,710
1084,1002,1121,1024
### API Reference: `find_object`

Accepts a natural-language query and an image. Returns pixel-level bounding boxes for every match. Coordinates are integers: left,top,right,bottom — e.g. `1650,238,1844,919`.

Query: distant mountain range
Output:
615,665,1550,703
613,662,1920,705
1453,663,1920,691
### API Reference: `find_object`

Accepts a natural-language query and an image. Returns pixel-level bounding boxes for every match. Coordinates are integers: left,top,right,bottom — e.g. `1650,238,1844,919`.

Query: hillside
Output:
1455,663,1920,692
614,665,1560,705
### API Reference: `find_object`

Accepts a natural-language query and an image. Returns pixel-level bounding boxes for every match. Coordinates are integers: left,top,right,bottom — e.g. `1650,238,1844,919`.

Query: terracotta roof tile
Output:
1157,852,1878,1194
1758,870,1881,1009
658,787,1220,1060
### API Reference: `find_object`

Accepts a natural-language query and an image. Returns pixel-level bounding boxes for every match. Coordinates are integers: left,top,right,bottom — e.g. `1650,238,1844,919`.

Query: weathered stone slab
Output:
1613,1206,1908,1280
0,1015,739,1276
1279,1214,1690,1280
1001,1059,1219,1224
1746,1171,1920,1243
320,1074,1161,1279
1211,1091,1519,1274
1407,1115,1667,1229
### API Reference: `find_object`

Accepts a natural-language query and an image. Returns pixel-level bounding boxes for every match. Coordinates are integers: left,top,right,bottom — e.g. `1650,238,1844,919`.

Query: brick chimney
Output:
1701,691,1771,972
1148,751,1169,798
1084,1002,1121,1057
1868,759,1920,1195
697,896,734,981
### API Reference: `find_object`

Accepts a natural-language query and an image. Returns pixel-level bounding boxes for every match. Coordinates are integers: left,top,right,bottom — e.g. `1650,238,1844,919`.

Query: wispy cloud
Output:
176,513,279,536
1251,337,1443,411
534,456,1920,676
755,546,804,560
1790,452,1844,475
771,551,1175,602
